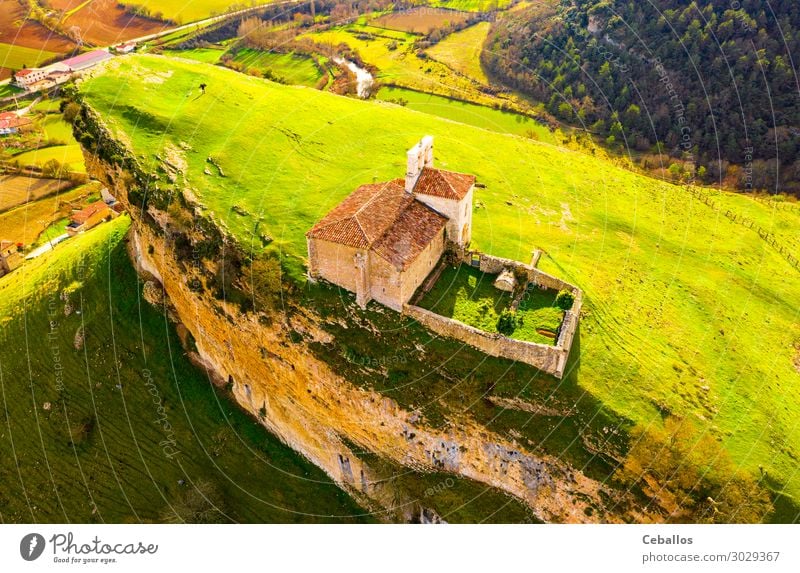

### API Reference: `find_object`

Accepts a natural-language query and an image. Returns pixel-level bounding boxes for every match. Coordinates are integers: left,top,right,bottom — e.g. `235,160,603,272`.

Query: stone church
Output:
306,136,475,311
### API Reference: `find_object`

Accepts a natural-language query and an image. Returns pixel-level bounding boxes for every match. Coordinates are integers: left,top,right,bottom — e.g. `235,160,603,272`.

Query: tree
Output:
554,289,575,310
616,416,772,523
63,101,81,123
496,308,520,336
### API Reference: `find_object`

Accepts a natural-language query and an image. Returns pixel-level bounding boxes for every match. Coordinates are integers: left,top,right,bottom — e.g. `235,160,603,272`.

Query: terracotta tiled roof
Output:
413,167,475,200
15,69,36,77
372,200,447,270
71,202,110,224
306,179,410,249
307,178,448,270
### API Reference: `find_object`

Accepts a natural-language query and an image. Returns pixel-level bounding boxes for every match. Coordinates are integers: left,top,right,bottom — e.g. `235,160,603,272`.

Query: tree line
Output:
483,0,800,194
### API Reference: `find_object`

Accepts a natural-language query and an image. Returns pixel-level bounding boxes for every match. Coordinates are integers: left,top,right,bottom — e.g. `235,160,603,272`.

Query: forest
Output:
483,0,800,193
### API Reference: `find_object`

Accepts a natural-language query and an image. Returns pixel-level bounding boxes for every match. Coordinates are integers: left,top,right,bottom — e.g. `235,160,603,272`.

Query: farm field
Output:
41,113,75,142
424,0,515,11
0,175,73,212
168,47,226,63
0,183,92,248
117,0,258,24
0,216,371,522
372,8,470,34
47,0,167,46
0,42,57,71
229,49,323,86
0,0,76,79
80,55,800,509
426,21,491,84
418,264,562,344
376,86,557,143
301,24,494,104
13,144,86,172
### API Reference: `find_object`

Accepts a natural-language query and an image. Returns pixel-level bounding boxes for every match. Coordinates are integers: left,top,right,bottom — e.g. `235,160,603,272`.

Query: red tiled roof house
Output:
306,136,475,311
66,201,116,236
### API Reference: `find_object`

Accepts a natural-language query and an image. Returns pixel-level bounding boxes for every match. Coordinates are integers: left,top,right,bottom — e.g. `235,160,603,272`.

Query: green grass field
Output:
0,42,57,70
0,217,371,522
13,144,86,172
426,21,492,84
423,0,514,11
0,82,24,98
167,47,225,63
41,113,75,143
229,49,323,87
419,264,512,332
80,55,800,510
377,86,557,142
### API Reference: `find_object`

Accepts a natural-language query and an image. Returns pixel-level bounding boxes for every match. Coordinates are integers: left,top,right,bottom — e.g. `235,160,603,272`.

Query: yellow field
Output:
427,22,491,84
0,184,93,247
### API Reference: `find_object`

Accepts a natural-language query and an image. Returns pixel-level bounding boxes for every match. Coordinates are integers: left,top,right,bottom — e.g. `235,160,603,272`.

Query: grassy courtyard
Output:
417,264,562,345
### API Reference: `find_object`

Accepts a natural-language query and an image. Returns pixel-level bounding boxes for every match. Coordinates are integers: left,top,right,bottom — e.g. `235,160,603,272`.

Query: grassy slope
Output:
427,22,492,84
376,85,556,143
80,55,800,505
167,47,226,64
0,217,371,523
230,49,323,86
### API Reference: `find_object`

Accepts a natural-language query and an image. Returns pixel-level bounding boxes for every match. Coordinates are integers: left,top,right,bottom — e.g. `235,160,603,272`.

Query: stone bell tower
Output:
405,135,434,193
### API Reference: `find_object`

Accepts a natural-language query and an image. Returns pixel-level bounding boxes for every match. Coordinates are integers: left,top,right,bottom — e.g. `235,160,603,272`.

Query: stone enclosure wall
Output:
404,251,582,379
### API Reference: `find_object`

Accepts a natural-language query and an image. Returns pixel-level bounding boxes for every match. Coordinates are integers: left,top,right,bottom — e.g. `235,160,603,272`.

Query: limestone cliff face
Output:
81,119,653,524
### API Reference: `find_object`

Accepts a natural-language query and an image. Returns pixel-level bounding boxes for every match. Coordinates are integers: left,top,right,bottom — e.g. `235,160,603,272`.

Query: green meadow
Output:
0,217,370,522
377,85,557,143
229,49,323,87
168,47,226,64
426,22,492,84
79,55,800,508
0,42,57,70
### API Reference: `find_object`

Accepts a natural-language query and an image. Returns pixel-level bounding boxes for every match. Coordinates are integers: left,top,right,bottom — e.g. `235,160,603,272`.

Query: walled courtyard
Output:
416,264,565,346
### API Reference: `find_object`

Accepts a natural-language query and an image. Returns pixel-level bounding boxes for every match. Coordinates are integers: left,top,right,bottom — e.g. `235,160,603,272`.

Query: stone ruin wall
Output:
403,251,582,379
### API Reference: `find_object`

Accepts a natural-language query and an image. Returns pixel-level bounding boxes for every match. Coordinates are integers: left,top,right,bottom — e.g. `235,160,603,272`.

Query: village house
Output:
0,240,22,277
306,136,474,311
114,42,137,54
0,112,32,136
14,68,48,88
14,51,112,92
66,201,117,237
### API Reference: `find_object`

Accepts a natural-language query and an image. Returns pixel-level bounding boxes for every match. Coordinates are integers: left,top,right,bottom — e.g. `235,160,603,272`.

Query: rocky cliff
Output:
78,105,655,524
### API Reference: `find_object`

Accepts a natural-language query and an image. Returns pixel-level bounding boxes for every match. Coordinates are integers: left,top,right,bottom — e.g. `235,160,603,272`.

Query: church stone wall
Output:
308,238,362,294
400,227,445,303
369,254,404,311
